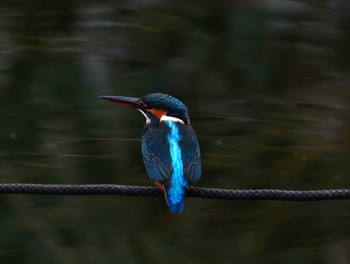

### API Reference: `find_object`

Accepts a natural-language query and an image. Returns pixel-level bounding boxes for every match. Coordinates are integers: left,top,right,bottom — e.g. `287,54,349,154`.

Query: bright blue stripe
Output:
165,121,187,213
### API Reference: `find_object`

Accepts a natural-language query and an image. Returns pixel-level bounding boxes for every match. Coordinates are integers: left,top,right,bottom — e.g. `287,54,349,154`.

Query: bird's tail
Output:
164,185,186,214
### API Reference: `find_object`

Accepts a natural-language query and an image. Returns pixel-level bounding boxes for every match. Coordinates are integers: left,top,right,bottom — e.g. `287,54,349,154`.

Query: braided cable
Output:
0,183,350,201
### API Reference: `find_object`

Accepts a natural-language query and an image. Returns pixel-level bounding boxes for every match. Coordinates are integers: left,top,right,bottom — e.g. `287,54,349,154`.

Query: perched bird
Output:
100,93,201,213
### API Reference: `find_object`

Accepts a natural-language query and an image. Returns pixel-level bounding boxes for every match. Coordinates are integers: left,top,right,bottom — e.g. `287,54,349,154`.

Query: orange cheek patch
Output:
148,108,167,119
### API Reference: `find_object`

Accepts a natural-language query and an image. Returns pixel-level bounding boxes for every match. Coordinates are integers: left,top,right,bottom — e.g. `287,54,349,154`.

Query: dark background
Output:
0,0,350,263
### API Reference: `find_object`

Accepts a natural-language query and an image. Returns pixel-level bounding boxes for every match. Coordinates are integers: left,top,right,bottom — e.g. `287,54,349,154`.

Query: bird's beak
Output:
99,95,141,109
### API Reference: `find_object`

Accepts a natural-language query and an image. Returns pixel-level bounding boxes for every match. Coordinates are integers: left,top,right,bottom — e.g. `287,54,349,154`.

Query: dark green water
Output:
1,1,350,263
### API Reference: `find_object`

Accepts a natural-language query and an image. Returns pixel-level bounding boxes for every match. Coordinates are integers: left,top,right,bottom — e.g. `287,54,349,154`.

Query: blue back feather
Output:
164,121,187,213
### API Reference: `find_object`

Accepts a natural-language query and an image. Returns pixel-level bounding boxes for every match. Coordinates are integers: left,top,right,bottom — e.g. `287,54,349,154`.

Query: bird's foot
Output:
154,181,165,193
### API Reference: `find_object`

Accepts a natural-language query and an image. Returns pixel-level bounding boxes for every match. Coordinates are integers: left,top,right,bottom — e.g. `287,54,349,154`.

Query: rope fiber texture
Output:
0,183,350,201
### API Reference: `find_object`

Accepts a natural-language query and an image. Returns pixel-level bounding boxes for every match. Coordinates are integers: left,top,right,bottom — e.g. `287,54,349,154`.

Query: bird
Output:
100,93,201,213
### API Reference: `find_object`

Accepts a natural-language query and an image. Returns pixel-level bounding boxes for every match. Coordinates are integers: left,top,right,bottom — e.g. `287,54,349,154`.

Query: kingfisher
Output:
100,93,201,213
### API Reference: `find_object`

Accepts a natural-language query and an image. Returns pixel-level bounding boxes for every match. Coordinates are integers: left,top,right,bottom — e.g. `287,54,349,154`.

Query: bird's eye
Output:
139,100,150,109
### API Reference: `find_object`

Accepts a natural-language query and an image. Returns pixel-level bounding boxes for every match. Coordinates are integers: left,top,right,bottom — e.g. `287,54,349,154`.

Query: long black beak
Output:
99,95,141,109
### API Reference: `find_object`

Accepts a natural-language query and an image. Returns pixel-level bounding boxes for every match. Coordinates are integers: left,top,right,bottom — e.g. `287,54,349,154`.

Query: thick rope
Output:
0,183,350,201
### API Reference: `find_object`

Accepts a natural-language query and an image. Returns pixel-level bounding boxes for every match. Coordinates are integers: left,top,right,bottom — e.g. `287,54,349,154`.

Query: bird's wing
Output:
142,126,173,183
180,125,202,184
143,153,173,183
184,156,201,184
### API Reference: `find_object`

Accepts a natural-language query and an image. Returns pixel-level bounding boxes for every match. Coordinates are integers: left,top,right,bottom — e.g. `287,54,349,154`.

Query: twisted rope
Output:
0,183,350,201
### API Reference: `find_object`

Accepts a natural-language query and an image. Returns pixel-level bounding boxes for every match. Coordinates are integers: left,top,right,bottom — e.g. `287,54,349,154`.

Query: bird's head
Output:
100,93,190,125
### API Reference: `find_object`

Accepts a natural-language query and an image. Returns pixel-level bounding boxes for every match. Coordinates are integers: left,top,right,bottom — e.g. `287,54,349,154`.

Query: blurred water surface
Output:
1,0,350,263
